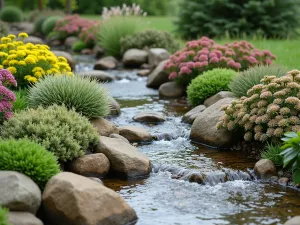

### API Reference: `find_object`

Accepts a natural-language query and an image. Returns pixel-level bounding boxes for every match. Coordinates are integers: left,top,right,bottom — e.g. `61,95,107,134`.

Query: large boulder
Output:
190,98,235,147
94,56,118,70
147,60,169,88
148,48,170,68
42,172,138,225
119,126,152,143
77,70,114,82
0,171,41,214
91,118,119,136
109,97,121,116
284,216,300,225
96,136,151,177
52,50,74,70
67,153,110,177
10,22,34,35
254,159,277,179
8,212,43,225
64,36,79,49
159,81,185,98
182,105,206,124
133,112,166,123
122,49,148,67
203,91,235,107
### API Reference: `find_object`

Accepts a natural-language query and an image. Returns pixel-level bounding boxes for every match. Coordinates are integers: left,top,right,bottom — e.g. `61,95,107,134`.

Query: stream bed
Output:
76,58,300,225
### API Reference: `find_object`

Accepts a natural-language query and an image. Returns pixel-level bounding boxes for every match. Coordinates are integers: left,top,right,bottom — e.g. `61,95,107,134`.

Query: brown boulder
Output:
91,118,119,136
119,126,152,142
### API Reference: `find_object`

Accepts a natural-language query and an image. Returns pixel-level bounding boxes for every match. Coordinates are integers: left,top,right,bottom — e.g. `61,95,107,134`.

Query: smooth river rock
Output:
203,91,235,107
42,172,138,225
148,48,170,68
52,50,74,70
91,118,119,136
64,36,79,49
254,159,277,179
0,171,41,214
109,97,121,116
8,212,43,225
137,69,151,77
122,49,148,67
94,56,118,70
109,134,130,143
182,105,206,124
119,125,153,143
284,216,300,225
159,81,185,98
190,98,235,147
77,70,114,82
133,112,166,123
96,136,151,177
67,153,110,177
147,60,169,88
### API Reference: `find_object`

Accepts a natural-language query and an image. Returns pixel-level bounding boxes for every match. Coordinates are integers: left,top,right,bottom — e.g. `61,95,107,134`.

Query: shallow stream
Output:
76,57,300,225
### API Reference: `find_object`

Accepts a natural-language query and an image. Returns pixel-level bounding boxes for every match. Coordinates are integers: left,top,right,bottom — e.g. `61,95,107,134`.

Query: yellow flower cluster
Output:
0,33,72,87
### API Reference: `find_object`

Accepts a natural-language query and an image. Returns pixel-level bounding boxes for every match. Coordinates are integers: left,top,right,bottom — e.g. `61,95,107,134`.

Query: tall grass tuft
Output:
12,89,28,112
261,143,283,166
229,65,288,97
28,75,110,119
98,16,137,57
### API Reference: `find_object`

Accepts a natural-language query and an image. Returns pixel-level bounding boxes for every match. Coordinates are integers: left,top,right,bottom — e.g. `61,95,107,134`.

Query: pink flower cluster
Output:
0,69,17,120
54,15,100,44
164,37,276,81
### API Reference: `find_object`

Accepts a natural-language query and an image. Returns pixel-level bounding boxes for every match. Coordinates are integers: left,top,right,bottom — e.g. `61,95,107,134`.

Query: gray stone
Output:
64,36,79,49
88,177,104,184
148,48,170,67
67,153,110,177
52,50,74,70
204,91,235,107
0,171,41,214
77,70,114,82
284,216,300,225
133,112,166,123
109,134,130,143
10,22,34,35
94,56,118,70
8,212,43,225
278,177,289,186
119,126,152,143
22,36,44,44
254,159,277,179
147,60,169,88
109,97,121,116
81,48,93,55
123,49,148,67
42,172,137,225
190,98,235,147
91,118,119,136
96,136,151,177
137,69,151,77
182,105,206,124
159,81,185,98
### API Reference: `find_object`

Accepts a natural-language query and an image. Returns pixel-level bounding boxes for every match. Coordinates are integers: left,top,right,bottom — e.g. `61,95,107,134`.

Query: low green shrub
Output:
281,132,300,184
261,143,283,166
28,75,110,119
0,139,60,189
0,21,8,38
187,68,237,105
218,70,300,142
0,207,9,225
120,29,179,54
72,40,87,52
98,16,137,57
42,16,62,36
12,89,28,112
0,6,23,22
1,105,99,162
230,65,288,97
34,16,47,34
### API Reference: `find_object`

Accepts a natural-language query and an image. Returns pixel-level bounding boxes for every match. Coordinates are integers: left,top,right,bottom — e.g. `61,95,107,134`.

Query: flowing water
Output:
76,57,300,225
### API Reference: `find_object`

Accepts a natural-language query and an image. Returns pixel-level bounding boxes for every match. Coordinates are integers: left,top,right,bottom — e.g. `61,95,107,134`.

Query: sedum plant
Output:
187,68,237,105
0,139,60,189
0,207,9,225
120,29,179,54
218,70,300,142
230,65,288,97
164,37,276,86
0,33,72,88
28,75,110,119
1,105,99,162
280,132,300,184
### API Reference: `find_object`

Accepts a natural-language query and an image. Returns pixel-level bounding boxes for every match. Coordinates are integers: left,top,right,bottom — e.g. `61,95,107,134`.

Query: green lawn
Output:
82,15,299,69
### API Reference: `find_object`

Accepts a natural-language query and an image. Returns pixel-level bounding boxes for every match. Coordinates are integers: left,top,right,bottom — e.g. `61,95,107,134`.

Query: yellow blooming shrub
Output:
0,32,72,87
217,70,300,142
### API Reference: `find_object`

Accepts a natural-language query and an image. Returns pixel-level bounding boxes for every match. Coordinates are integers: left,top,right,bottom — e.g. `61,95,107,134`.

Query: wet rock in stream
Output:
133,112,166,123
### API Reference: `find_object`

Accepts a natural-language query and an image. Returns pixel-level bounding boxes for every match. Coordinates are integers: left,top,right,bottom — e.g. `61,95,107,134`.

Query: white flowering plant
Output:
217,70,300,142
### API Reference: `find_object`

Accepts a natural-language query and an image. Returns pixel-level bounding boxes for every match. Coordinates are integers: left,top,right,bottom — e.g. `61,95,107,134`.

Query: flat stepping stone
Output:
119,126,152,143
133,112,166,123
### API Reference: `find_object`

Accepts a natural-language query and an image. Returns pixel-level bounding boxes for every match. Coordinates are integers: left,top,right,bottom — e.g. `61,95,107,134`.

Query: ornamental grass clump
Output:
164,37,276,86
28,75,110,119
229,65,288,97
0,139,60,189
0,69,17,121
218,70,300,142
1,105,99,162
187,68,237,105
0,33,72,88
101,3,147,20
